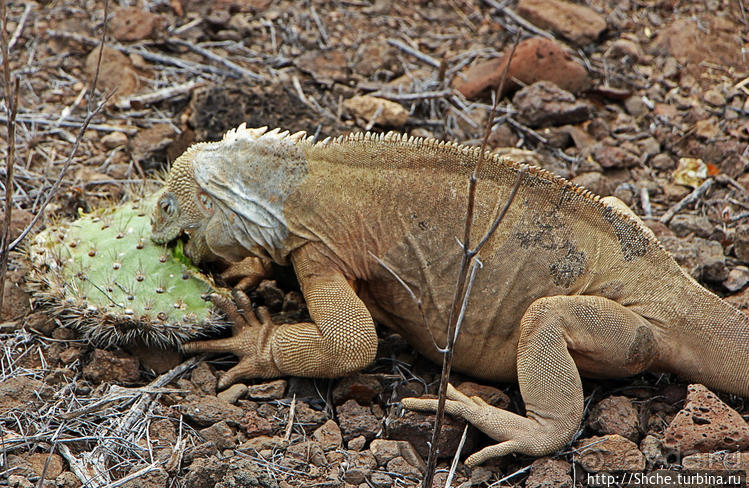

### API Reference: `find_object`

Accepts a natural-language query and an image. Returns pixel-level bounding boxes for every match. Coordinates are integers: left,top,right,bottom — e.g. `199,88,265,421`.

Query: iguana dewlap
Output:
151,125,749,466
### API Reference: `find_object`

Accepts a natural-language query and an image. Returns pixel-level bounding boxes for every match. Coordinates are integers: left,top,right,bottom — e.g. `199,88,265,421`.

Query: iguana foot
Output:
220,256,271,291
182,290,281,388
402,383,567,467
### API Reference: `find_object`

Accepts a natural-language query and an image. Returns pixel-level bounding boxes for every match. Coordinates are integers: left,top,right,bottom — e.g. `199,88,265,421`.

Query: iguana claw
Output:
182,290,281,388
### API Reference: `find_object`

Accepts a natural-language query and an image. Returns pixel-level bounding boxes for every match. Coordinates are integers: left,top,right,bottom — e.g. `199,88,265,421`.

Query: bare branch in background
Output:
0,0,20,314
421,31,522,488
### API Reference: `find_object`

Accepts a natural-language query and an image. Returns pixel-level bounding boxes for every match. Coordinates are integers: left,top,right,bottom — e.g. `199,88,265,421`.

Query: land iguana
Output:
151,124,749,466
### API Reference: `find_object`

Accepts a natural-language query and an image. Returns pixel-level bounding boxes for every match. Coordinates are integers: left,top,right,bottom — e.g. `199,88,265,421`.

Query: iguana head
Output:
151,124,310,266
150,143,212,245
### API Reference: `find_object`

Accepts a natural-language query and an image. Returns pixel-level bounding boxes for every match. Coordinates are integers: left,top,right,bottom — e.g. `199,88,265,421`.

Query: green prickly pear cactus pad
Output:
26,194,228,347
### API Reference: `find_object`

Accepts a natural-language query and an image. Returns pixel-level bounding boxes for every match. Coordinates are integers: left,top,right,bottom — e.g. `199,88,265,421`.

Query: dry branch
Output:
659,178,714,224
115,80,205,110
421,31,522,488
0,0,19,315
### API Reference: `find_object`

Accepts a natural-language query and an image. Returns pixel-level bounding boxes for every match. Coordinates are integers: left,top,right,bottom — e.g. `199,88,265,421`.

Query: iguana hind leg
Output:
403,295,660,466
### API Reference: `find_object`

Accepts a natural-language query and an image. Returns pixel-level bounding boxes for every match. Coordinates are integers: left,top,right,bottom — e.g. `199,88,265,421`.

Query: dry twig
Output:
0,0,20,315
387,38,441,68
659,178,714,224
421,31,523,488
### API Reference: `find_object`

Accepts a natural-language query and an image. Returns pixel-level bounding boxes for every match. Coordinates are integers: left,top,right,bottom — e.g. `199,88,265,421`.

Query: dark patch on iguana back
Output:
514,207,565,250
601,206,649,261
550,241,587,287
514,206,587,288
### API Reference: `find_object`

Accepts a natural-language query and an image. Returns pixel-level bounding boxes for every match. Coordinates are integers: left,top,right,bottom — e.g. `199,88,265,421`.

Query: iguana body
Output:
151,125,749,466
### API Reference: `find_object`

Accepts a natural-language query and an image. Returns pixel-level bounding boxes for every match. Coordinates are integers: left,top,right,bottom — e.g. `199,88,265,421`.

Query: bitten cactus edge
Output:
25,192,228,347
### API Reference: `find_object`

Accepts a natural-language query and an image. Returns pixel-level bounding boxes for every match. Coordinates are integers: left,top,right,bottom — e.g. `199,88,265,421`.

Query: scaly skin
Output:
152,125,749,466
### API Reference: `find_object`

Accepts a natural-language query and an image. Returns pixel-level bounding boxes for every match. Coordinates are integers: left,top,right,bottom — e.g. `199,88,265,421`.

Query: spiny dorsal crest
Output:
177,126,654,256
220,123,309,147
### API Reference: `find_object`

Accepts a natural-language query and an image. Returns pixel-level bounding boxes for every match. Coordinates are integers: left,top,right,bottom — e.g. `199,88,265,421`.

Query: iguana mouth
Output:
150,226,182,245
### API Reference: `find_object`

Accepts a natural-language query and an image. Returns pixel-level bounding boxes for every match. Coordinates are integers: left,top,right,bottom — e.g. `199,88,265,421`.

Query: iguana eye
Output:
198,191,213,212
159,193,178,217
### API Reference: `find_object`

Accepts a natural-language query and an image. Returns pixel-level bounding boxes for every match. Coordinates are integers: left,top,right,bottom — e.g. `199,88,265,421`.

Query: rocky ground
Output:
1,0,748,487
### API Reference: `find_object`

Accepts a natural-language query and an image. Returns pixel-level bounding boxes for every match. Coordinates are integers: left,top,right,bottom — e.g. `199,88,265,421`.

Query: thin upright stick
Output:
421,31,521,488
0,0,19,314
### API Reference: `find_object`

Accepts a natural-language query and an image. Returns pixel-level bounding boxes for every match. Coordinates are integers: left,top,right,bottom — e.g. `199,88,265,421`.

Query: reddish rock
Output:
190,361,218,395
571,172,613,197
456,381,510,408
724,267,749,293
337,399,380,441
127,343,182,374
516,0,607,45
585,142,639,169
513,81,591,127
285,440,327,467
669,214,713,239
247,379,286,400
332,373,383,405
1,274,30,321
734,224,749,263
122,466,169,488
313,419,343,451
385,408,476,459
344,95,409,128
370,439,425,470
199,420,237,450
342,450,377,484
241,409,275,438
179,395,244,427
293,401,328,434
184,457,227,488
454,37,590,99
639,434,666,466
664,384,749,455
387,456,421,477
149,419,178,447
654,15,749,75
239,435,285,453
576,434,645,472
83,349,141,384
605,38,644,63
526,457,572,488
660,236,728,283
85,46,138,97
295,49,349,84
587,396,640,442
59,347,82,365
110,7,164,41
347,435,366,451
217,383,248,404
354,40,400,77
26,453,64,479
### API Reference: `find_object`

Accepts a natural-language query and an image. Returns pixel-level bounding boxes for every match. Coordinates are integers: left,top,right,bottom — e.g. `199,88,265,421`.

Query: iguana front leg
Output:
182,244,378,388
403,295,661,466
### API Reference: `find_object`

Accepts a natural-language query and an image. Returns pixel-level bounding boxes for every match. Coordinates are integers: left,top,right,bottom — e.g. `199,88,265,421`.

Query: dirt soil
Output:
1,0,749,487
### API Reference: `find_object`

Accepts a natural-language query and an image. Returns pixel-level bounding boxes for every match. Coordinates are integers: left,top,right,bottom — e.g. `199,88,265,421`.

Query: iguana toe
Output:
464,441,519,467
402,382,570,464
182,293,282,386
